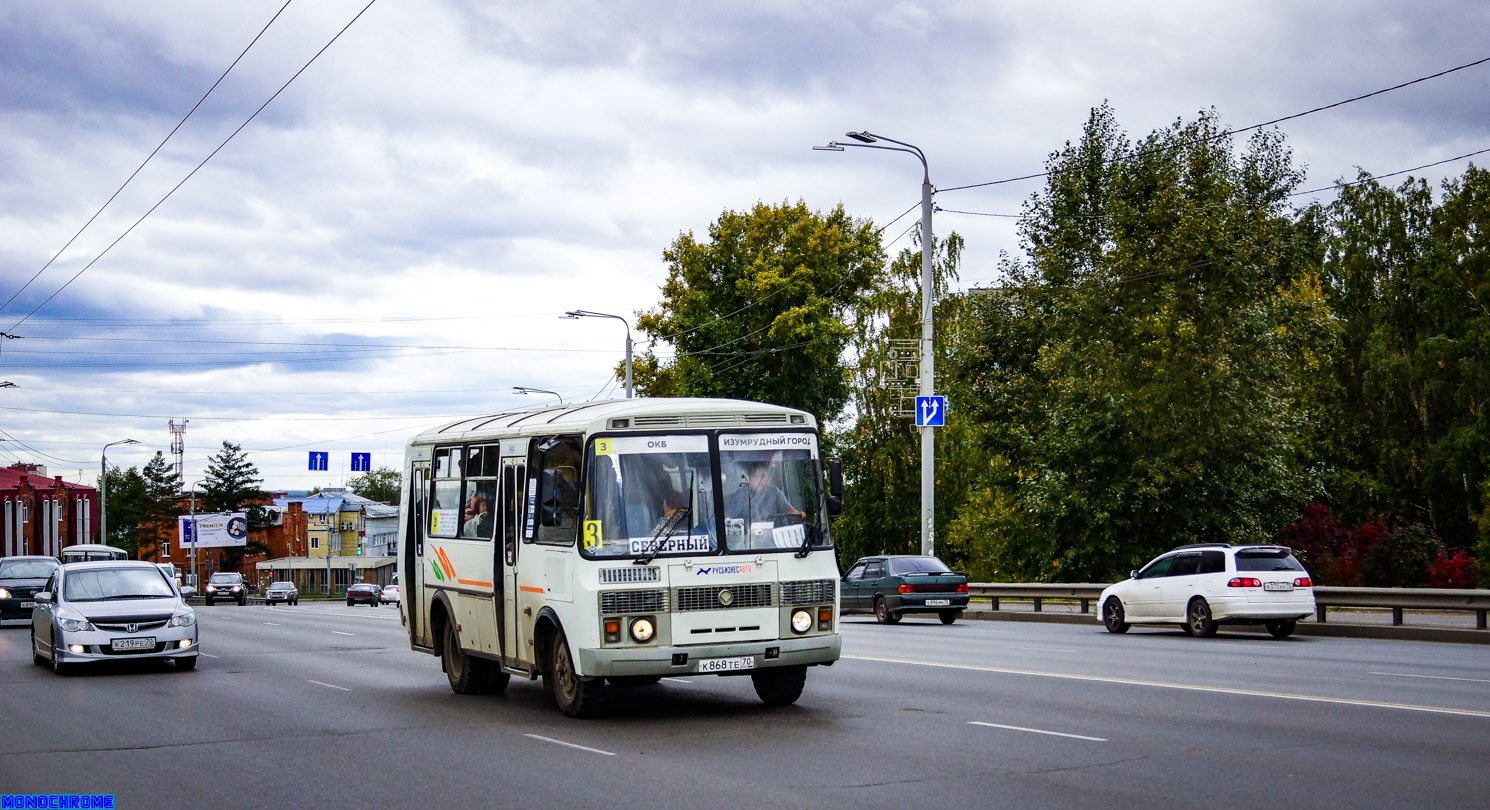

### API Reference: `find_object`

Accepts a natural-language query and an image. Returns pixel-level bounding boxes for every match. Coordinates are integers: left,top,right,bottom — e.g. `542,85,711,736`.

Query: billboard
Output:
179,512,249,548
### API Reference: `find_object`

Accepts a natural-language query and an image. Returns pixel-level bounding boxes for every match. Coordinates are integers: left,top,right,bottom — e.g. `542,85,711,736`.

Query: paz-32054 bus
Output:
397,397,844,717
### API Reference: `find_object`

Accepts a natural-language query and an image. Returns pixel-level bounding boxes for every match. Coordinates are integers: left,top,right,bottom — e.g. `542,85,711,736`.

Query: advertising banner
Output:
179,512,249,548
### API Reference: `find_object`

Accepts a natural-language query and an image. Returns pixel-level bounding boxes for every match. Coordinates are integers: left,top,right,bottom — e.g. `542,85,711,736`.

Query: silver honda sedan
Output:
31,560,199,674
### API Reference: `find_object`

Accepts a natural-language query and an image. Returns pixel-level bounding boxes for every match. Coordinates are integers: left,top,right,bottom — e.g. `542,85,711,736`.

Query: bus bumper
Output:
577,633,841,678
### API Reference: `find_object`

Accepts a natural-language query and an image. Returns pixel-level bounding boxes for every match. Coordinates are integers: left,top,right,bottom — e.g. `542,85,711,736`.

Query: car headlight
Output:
168,613,196,628
231,585,241,592
790,609,813,634
59,618,94,632
629,617,656,643
0,587,10,599
205,585,216,593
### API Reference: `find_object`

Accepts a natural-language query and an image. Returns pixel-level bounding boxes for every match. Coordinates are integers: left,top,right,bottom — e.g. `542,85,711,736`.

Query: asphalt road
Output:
2,605,1488,809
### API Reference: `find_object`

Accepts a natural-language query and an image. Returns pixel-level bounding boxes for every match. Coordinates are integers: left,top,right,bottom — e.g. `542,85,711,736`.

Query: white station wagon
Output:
1099,544,1315,638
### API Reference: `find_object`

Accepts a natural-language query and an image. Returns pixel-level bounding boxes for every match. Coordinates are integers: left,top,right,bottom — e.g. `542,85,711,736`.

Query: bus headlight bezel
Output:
790,609,813,634
629,616,656,644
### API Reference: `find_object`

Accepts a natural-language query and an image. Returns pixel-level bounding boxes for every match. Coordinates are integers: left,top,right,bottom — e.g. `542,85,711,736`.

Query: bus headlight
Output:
629,617,655,643
790,609,813,634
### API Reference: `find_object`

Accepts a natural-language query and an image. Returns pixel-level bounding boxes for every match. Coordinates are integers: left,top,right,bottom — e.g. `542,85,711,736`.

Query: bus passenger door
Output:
406,461,430,647
500,447,528,670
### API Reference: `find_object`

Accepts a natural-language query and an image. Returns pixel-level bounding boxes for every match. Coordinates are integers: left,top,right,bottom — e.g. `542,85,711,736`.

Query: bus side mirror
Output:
826,458,843,518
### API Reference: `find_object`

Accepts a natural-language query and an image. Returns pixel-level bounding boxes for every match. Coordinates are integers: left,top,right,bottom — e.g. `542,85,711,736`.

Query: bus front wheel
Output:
751,665,807,706
546,629,604,718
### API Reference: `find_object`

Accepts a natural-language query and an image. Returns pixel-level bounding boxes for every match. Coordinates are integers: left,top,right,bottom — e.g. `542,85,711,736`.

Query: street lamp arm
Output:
820,140,928,181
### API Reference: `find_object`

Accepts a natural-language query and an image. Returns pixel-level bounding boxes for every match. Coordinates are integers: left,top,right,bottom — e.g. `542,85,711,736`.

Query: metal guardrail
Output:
969,583,1490,630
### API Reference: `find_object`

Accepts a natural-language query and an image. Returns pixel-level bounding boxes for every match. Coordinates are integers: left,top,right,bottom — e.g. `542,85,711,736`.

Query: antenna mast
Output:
168,419,188,481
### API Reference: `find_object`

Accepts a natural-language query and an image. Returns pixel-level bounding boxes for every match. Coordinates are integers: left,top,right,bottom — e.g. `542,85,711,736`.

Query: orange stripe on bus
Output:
457,580,493,588
518,585,545,593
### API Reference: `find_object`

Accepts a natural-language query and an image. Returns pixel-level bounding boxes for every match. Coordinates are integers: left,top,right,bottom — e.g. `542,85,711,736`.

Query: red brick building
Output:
0,463,99,558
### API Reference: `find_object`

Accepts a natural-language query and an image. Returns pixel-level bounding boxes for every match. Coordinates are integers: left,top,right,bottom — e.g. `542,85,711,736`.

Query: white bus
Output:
397,397,844,717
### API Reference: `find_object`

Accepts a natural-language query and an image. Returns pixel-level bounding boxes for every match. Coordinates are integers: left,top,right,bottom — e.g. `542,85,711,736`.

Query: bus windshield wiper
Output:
636,506,691,566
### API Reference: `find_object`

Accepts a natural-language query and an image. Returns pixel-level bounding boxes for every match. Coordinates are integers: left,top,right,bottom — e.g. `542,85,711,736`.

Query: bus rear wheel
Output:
547,629,604,718
751,665,807,706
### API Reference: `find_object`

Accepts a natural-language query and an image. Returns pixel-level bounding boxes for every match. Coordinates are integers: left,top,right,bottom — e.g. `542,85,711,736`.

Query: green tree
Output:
102,465,148,555
632,200,884,427
947,105,1334,581
349,466,401,504
201,442,271,570
139,452,182,560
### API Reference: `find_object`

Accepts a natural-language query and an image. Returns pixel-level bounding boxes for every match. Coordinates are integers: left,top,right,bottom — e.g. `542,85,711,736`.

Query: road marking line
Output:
264,622,280,626
664,678,695,685
844,655,1490,719
331,631,356,636
968,721,1106,741
1371,671,1490,685
523,733,615,756
200,653,221,659
307,680,350,691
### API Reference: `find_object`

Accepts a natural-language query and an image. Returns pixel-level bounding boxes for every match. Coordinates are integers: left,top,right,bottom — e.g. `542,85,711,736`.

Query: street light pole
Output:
815,131,937,555
188,478,206,592
563,310,633,398
513,386,563,404
99,438,139,552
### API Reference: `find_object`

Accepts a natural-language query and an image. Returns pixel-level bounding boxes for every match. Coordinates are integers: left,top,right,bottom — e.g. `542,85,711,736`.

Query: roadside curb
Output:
960,608,1490,644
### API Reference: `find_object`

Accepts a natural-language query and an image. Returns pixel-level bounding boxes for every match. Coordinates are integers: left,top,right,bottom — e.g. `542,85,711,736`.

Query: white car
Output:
1099,544,1314,638
380,584,400,605
31,560,199,673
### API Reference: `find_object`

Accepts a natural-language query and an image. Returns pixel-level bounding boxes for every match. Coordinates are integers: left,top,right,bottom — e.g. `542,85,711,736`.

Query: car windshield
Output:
718,432,829,552
270,582,293,589
584,435,718,559
64,568,174,602
889,556,952,575
0,560,58,579
1235,550,1306,572
209,573,242,584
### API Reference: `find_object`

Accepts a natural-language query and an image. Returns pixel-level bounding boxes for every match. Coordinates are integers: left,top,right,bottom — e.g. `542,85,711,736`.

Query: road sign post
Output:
915,395,946,428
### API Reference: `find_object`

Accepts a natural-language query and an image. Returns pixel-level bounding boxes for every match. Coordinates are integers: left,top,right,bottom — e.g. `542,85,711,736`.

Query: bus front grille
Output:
599,589,667,614
781,579,835,605
599,566,660,584
674,584,774,612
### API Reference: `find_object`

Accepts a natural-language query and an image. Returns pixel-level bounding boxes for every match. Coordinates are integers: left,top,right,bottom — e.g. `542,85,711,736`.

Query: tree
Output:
201,442,271,570
101,465,147,555
139,452,182,560
632,200,884,427
349,466,401,504
946,105,1334,581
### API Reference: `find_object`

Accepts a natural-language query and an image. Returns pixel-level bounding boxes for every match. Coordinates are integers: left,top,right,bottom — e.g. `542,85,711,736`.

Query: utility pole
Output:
815,131,938,555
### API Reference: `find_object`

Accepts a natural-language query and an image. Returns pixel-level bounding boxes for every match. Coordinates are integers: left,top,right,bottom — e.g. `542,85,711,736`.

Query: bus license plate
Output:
696,656,755,673
926,599,951,606
1263,582,1293,592
111,637,155,652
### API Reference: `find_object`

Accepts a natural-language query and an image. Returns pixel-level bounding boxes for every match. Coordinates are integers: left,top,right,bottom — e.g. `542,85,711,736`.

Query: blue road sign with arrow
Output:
350,452,371,472
915,395,946,427
308,451,328,471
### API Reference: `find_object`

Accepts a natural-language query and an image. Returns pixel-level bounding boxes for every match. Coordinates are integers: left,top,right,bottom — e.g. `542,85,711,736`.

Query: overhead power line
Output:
939,53,1490,194
2,0,380,334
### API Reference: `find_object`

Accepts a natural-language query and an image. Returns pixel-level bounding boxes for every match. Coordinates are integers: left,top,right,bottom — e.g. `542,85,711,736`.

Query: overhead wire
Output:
0,0,295,317
938,53,1490,194
2,0,381,335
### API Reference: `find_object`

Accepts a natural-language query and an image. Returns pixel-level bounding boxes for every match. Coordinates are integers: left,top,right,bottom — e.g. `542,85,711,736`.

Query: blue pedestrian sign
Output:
915,395,946,427
350,452,371,472
308,451,329,471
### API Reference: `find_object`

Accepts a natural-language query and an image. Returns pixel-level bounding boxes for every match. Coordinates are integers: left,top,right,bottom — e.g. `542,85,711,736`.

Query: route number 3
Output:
583,520,603,550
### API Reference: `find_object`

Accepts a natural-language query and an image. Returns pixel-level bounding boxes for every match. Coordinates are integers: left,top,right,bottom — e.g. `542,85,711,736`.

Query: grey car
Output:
265,581,299,605
31,560,199,674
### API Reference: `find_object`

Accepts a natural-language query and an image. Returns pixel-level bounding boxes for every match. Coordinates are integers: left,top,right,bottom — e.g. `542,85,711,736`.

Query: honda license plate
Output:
19,601,34,609
111,637,155,652
695,656,755,673
926,599,951,606
1263,582,1293,592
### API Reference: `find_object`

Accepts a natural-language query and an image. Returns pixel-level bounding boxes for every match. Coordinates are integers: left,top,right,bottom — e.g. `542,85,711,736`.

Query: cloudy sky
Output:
0,0,1486,492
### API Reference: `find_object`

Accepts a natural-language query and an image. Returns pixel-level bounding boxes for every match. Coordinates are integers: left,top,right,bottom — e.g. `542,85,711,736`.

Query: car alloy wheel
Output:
1186,598,1218,637
1103,598,1130,634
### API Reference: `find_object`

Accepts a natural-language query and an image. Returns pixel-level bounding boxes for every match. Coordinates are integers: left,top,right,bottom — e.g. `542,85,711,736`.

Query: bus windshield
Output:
719,432,828,552
584,435,717,558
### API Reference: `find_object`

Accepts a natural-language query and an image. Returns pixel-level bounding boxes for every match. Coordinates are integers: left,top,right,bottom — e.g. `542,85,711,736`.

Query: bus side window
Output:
535,436,582,545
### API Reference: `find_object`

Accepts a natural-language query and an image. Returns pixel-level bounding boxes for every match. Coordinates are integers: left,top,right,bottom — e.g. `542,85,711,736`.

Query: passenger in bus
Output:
462,493,492,538
650,487,691,537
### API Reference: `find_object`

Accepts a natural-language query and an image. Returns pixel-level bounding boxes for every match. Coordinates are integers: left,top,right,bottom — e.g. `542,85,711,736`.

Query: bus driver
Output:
726,456,805,533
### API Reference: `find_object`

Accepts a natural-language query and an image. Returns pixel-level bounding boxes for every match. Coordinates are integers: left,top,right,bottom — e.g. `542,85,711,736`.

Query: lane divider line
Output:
844,655,1490,719
968,721,1106,741
331,631,356,636
308,680,350,691
523,733,615,756
264,622,280,626
200,653,221,659
1370,671,1490,685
